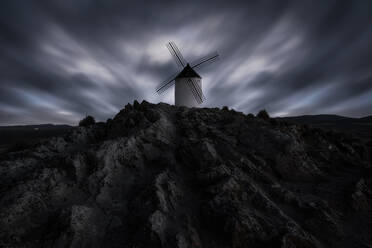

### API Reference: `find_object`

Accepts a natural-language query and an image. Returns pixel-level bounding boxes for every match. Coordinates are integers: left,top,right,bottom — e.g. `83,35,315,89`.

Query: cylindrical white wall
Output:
175,77,202,107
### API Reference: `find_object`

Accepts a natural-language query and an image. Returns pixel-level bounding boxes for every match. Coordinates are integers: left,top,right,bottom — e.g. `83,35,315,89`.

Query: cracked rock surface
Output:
1,101,371,248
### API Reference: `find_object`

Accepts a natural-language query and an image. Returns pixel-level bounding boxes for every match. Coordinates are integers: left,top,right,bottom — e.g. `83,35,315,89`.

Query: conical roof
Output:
175,64,201,79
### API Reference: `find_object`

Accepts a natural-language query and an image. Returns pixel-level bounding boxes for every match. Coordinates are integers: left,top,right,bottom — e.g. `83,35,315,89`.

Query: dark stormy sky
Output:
1,0,372,125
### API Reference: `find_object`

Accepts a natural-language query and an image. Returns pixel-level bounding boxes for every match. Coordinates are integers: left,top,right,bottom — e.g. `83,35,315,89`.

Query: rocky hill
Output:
0,101,371,248
0,124,72,153
279,115,372,142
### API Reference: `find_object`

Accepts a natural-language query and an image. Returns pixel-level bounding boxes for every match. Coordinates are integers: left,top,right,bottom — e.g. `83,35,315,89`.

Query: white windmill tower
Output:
156,41,219,107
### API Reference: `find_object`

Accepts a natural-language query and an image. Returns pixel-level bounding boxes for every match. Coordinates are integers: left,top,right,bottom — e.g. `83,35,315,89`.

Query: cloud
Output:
0,0,372,125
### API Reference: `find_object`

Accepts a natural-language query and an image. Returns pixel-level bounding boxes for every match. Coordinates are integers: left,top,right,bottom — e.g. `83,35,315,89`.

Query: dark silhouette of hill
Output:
360,115,372,122
279,114,350,123
0,101,371,247
278,114,372,142
0,124,73,152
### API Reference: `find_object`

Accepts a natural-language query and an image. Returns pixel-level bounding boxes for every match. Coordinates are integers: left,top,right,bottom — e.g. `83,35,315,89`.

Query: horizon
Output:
1,1,372,125
1,101,371,127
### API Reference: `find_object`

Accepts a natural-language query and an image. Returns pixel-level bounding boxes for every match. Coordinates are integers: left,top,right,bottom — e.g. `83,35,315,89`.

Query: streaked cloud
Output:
0,0,371,125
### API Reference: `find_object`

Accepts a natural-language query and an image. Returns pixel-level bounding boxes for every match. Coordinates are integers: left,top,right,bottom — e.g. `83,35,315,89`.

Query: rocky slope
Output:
0,101,371,248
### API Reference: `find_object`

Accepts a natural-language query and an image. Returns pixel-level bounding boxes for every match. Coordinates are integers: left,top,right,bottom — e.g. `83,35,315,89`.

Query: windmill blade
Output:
166,43,183,68
157,79,176,95
156,71,179,94
186,78,205,104
166,41,187,68
191,51,219,70
186,79,202,104
190,78,206,102
170,41,187,65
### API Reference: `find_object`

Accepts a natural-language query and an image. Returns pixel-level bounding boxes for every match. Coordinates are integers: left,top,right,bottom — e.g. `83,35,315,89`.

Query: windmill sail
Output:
189,78,206,101
166,41,186,68
156,71,179,94
170,41,186,66
187,78,206,104
191,51,219,70
186,79,203,104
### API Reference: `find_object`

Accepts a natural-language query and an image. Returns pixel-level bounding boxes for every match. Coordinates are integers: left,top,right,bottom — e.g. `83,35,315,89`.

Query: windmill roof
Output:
175,64,201,79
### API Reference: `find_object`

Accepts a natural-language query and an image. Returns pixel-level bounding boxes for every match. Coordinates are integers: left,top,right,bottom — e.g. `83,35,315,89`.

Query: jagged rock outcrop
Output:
0,101,371,248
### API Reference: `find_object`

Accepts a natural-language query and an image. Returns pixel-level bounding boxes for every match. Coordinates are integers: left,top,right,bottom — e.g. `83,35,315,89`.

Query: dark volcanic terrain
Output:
0,101,371,248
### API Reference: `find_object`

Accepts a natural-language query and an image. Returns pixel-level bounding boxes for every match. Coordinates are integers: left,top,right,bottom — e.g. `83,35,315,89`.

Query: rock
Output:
0,101,371,247
352,178,372,211
133,100,140,109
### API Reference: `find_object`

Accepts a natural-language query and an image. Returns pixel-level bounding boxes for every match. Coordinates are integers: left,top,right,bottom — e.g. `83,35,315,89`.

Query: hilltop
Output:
0,101,371,248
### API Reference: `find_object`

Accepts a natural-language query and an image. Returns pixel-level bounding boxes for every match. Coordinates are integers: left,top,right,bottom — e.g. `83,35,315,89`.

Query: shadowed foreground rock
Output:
1,101,371,248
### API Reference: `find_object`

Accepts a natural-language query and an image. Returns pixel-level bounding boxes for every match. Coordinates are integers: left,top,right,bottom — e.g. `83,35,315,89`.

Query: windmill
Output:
156,41,219,107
